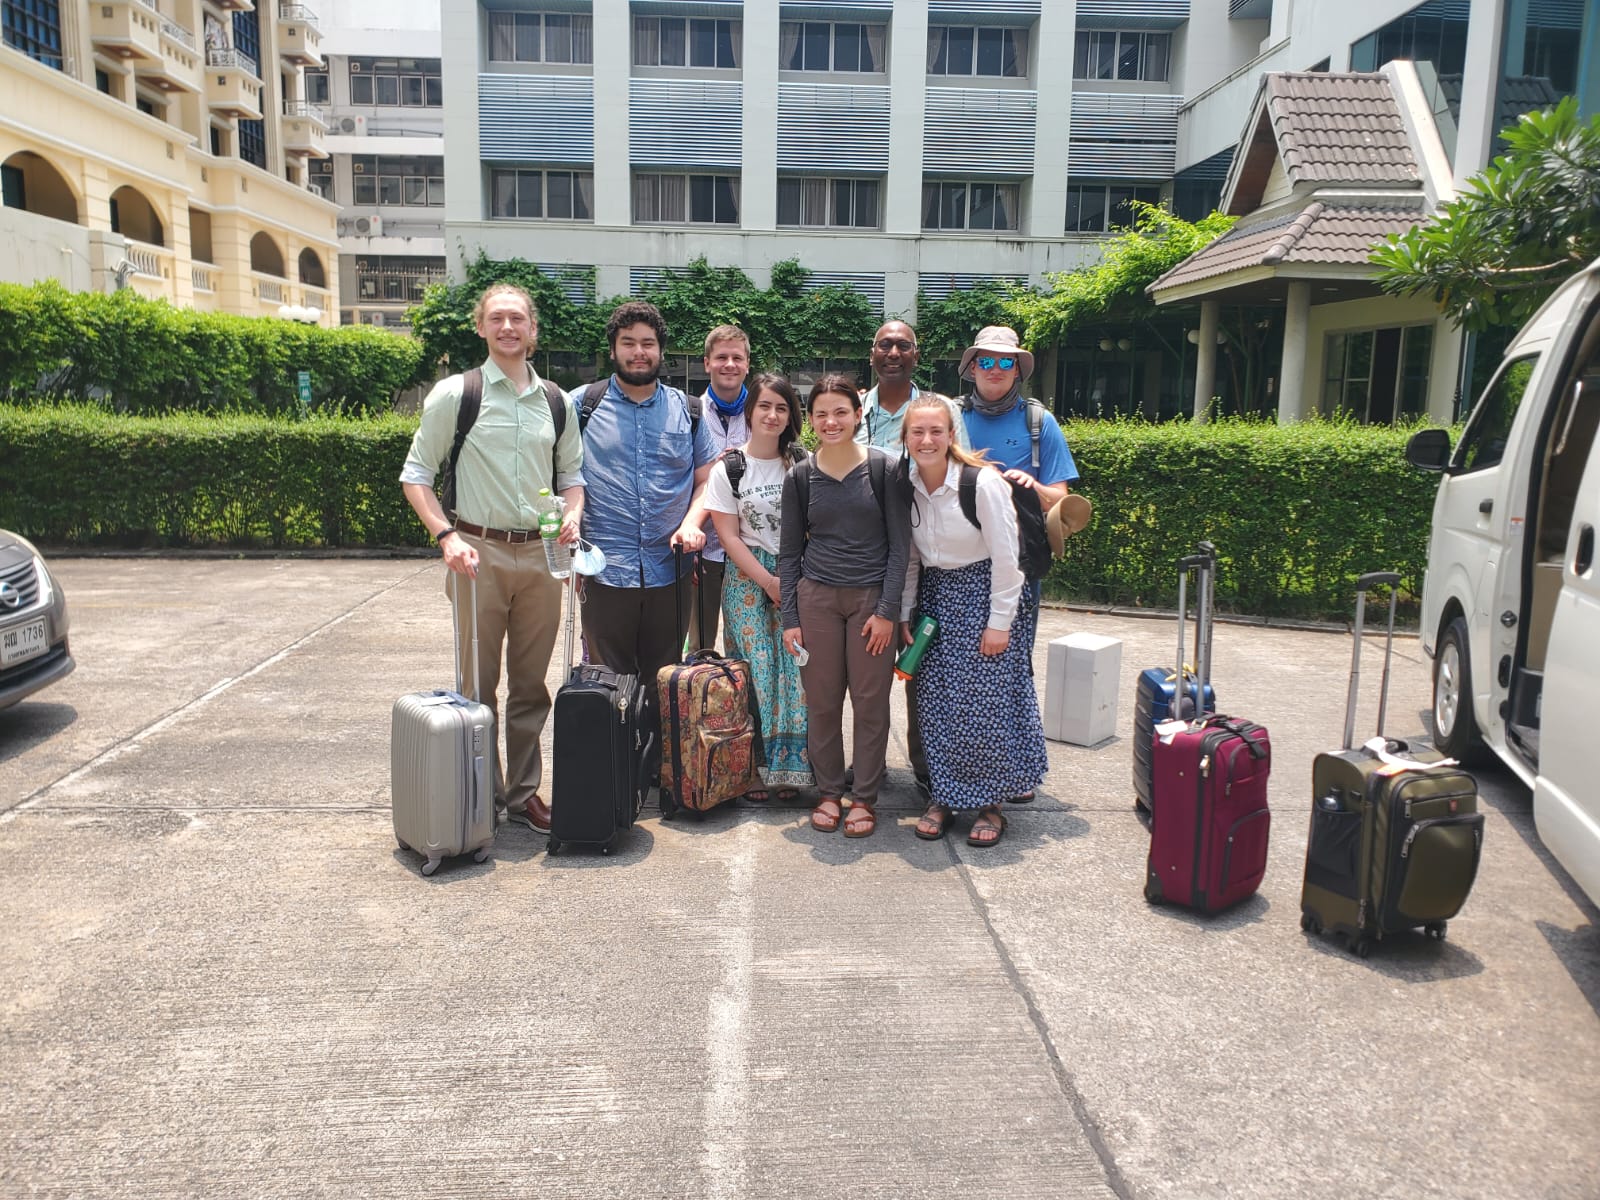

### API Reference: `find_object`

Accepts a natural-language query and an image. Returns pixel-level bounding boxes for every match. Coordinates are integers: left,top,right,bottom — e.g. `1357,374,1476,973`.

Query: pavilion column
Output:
1278,281,1312,422
1192,298,1219,423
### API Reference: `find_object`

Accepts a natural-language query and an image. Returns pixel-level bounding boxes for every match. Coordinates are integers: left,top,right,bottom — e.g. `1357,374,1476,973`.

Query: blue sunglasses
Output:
976,355,1017,371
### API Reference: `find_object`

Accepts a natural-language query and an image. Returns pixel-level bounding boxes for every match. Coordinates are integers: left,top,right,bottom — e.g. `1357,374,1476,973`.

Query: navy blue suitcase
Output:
1133,545,1219,817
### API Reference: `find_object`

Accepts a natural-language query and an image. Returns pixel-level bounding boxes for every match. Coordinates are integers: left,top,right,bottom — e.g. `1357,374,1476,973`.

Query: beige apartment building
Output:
1,0,339,321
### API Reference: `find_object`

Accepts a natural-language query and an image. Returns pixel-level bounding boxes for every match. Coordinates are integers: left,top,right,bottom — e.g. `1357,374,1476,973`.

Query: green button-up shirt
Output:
399,358,585,530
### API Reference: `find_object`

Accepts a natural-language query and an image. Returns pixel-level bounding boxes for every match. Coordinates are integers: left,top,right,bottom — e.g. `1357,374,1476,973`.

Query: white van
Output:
1406,257,1600,907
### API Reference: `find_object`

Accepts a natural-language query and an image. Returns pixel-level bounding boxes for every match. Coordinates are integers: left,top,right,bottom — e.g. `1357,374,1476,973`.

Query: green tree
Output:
1005,203,1235,344
1371,98,1600,332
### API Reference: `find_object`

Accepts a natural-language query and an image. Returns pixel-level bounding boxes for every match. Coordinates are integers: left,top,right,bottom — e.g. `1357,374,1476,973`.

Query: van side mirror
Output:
1405,427,1453,472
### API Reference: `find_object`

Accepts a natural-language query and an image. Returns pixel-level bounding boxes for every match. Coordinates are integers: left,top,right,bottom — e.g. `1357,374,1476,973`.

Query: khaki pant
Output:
448,535,562,811
797,578,895,803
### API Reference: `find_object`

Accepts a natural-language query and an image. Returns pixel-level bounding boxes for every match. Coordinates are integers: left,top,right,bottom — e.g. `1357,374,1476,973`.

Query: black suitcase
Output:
549,572,655,855
1300,572,1485,957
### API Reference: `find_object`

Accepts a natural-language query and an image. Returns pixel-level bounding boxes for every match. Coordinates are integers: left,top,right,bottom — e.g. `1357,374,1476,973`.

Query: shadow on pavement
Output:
1537,920,1600,1023
1297,925,1486,981
0,701,79,763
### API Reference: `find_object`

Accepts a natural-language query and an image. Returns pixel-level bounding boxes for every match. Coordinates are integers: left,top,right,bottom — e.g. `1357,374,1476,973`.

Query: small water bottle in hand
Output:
538,488,570,580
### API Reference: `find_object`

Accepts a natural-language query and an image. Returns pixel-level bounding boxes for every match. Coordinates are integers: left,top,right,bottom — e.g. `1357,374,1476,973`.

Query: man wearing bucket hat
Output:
958,324,1089,802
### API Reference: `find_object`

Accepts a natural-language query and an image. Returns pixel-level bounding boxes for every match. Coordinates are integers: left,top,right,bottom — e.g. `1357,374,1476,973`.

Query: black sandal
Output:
914,803,951,841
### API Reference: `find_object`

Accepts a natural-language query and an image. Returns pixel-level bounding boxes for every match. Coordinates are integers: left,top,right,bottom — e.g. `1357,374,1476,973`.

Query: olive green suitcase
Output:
1300,573,1485,957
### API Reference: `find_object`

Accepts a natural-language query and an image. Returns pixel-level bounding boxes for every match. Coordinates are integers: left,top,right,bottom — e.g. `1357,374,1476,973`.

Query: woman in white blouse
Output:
898,393,1048,847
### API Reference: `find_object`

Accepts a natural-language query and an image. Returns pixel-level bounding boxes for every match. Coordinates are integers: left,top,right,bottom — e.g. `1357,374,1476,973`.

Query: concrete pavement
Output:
1,557,1596,1199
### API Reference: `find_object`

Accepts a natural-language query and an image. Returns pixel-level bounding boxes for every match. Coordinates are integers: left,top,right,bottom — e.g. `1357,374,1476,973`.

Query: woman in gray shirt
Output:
779,374,912,838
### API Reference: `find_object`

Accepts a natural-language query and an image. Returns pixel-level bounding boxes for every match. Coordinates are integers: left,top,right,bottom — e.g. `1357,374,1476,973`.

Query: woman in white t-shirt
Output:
702,373,813,799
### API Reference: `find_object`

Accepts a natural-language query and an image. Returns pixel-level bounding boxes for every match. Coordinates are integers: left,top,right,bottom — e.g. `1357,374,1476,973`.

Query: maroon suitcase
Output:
1144,716,1272,912
1142,545,1272,912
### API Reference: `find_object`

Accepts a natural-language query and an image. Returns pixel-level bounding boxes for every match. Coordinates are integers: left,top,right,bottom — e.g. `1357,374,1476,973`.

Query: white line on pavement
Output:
702,817,757,1198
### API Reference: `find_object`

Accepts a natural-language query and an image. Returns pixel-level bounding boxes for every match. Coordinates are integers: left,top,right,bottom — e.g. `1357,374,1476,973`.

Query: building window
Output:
2,0,64,70
355,254,447,303
231,10,261,72
238,119,267,169
1074,31,1170,82
634,173,739,224
922,180,1020,232
927,26,1027,78
308,157,334,200
1,162,24,209
349,57,443,106
1323,324,1435,423
780,22,885,72
487,13,593,64
490,168,593,220
777,177,880,229
633,16,740,68
1065,183,1161,233
353,155,445,206
304,69,328,104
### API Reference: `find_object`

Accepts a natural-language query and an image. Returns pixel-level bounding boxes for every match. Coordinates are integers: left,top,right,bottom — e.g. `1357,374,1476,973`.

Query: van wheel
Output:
1433,617,1487,763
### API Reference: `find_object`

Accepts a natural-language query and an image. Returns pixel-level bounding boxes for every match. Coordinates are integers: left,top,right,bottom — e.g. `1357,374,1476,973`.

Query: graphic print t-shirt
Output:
704,453,790,555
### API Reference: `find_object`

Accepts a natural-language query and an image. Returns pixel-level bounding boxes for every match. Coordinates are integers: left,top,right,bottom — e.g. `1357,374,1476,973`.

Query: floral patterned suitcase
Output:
656,650,762,816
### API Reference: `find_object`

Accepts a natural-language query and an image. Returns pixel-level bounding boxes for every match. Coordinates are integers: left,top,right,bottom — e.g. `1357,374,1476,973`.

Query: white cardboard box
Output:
1044,633,1122,746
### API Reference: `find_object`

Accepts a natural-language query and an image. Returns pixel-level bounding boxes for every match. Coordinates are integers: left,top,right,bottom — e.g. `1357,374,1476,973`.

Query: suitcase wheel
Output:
473,847,491,864
1348,935,1371,959
1299,912,1320,935
421,857,441,878
601,836,617,856
396,836,409,851
1425,922,1447,941
547,837,561,856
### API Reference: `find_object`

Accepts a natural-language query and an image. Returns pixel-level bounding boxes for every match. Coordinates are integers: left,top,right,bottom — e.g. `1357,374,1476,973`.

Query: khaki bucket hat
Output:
1045,493,1093,556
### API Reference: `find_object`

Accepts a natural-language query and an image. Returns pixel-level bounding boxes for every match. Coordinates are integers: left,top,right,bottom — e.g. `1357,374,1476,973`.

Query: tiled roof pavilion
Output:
1148,60,1455,421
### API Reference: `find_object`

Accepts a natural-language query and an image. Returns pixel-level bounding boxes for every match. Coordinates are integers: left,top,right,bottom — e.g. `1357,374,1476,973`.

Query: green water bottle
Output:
895,615,938,680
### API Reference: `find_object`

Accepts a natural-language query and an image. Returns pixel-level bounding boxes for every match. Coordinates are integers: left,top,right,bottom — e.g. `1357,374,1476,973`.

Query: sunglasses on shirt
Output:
976,356,1017,371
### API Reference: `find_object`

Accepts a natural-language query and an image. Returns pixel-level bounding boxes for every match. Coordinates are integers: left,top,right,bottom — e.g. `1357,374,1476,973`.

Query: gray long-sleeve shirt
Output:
778,448,912,629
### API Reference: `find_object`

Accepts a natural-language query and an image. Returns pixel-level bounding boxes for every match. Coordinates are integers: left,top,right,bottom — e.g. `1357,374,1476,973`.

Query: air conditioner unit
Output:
336,115,366,135
336,217,351,235
354,215,383,236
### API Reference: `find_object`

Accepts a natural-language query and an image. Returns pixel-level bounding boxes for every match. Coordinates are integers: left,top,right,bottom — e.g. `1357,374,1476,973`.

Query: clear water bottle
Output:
538,488,570,579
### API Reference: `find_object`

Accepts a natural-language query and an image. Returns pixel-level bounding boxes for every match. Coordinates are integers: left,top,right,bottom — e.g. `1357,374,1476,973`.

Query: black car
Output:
0,531,75,709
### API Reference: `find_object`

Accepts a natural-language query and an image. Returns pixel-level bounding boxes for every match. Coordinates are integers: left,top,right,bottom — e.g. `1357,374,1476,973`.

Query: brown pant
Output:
686,557,725,652
448,536,563,811
580,576,689,684
797,577,895,803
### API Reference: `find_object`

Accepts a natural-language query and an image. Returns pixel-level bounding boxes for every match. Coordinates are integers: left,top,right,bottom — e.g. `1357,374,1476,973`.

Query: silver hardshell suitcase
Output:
391,574,495,876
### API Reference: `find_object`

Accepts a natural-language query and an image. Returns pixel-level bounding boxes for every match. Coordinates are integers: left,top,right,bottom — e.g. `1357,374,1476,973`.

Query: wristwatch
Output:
435,526,456,543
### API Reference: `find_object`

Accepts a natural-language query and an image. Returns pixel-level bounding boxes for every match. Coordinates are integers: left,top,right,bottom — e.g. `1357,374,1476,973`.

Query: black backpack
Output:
724,443,810,497
440,367,567,518
956,465,1054,582
575,379,702,434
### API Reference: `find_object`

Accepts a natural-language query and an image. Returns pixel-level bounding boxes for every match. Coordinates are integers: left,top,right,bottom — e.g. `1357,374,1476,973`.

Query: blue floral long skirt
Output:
722,549,813,788
914,559,1048,810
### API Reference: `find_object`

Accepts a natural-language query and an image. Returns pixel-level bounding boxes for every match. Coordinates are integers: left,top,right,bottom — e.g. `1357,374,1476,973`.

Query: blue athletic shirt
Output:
962,399,1079,486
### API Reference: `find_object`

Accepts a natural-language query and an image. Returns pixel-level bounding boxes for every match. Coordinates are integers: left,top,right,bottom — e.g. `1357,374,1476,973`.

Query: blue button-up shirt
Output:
580,378,719,588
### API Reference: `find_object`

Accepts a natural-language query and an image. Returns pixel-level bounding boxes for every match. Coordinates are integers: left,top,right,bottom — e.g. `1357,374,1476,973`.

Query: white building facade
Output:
310,0,445,327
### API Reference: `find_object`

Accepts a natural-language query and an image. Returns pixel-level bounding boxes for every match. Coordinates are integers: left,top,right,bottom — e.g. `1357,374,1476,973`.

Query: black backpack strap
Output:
1025,399,1044,472
793,459,812,540
867,449,887,520
957,464,982,531
785,444,810,468
685,390,702,436
723,448,747,497
545,380,568,484
440,367,483,519
577,380,609,430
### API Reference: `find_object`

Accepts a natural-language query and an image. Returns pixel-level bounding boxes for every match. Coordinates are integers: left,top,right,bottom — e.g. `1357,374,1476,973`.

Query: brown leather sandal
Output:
967,806,1006,848
810,797,843,833
842,799,877,838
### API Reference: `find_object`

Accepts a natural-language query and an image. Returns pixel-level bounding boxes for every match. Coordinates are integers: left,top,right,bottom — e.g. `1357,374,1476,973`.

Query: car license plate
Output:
1,617,47,667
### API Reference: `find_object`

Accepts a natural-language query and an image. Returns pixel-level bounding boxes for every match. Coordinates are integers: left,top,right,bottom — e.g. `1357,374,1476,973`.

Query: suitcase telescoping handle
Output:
672,545,708,661
1344,571,1402,750
449,573,481,704
1174,543,1215,719
560,565,579,681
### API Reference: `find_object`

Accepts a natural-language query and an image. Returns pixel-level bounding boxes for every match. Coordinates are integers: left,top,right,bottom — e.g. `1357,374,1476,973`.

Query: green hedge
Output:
1047,418,1439,617
0,405,1441,619
0,282,424,416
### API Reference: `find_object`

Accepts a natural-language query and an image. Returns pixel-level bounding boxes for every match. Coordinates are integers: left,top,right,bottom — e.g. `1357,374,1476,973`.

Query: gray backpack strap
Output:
1025,399,1044,472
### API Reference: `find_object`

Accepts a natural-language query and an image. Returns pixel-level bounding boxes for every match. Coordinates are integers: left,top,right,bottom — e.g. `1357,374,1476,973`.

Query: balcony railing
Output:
130,0,160,14
192,264,216,292
207,47,258,76
279,2,319,30
257,278,285,303
160,15,195,48
283,99,328,122
126,242,165,278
